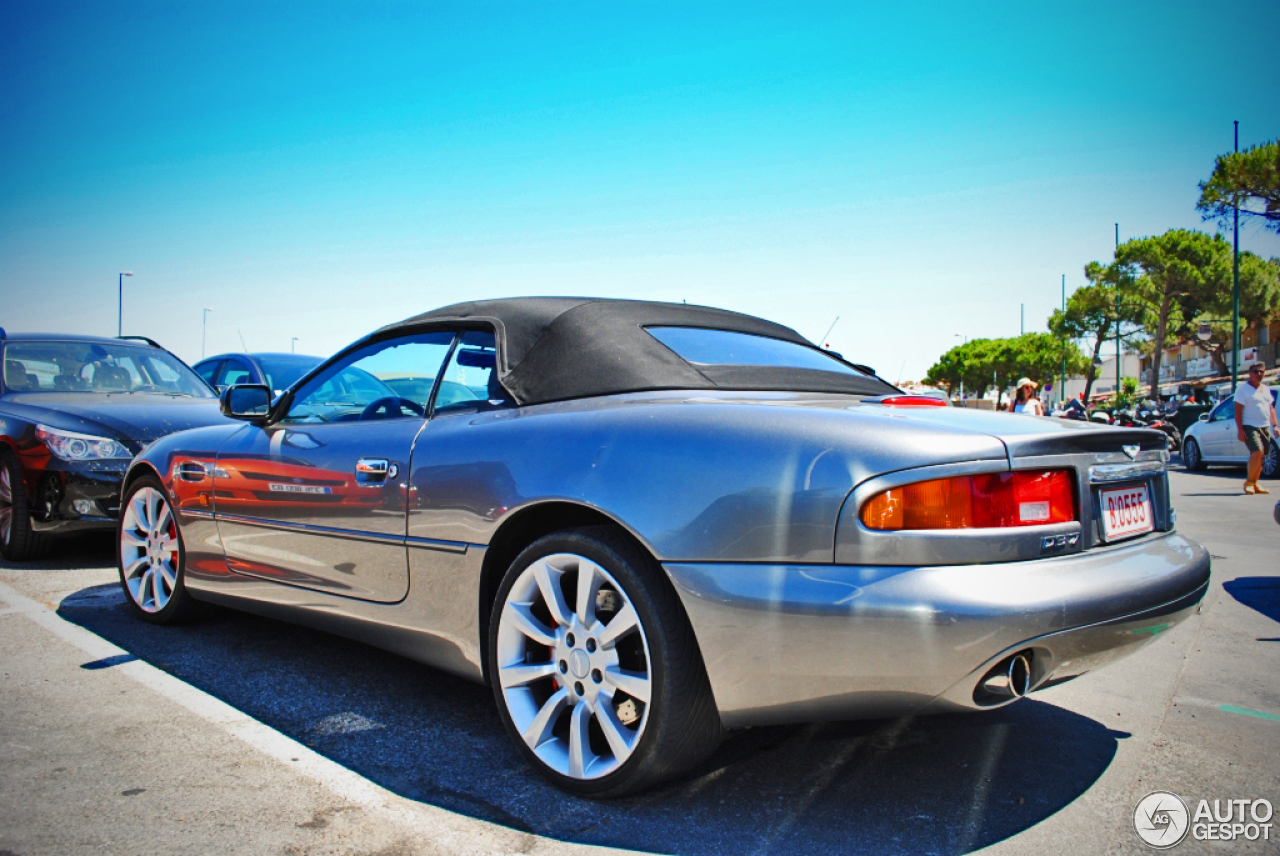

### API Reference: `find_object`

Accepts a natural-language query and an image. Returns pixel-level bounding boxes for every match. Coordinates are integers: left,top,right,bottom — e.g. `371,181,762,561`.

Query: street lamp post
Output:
202,308,213,359
1060,274,1066,407
291,337,299,354
117,271,133,336
1231,121,1241,396
954,333,967,401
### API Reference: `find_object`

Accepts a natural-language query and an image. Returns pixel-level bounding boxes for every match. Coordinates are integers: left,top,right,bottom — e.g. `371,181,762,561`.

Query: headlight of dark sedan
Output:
35,424,131,461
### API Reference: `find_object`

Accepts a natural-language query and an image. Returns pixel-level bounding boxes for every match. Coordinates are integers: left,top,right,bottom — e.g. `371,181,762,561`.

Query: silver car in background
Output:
1182,387,1279,478
117,298,1209,796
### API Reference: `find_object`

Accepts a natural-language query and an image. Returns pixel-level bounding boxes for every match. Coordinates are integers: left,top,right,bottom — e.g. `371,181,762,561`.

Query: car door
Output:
1198,397,1237,460
212,331,456,602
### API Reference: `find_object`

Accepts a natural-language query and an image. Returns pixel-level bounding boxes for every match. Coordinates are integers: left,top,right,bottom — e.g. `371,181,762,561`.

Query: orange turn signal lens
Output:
860,470,1075,530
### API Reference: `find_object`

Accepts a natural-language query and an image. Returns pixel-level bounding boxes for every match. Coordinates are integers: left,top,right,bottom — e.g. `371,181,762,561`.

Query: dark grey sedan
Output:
117,298,1209,796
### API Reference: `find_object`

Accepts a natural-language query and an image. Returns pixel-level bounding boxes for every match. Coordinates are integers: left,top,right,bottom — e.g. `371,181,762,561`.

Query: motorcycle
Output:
1112,406,1181,452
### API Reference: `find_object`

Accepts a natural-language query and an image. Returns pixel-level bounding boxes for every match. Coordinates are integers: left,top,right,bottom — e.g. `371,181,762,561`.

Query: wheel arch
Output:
120,460,166,502
477,500,662,685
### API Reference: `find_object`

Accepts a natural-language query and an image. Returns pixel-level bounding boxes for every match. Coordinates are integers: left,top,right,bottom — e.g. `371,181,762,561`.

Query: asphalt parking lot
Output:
2,466,1278,856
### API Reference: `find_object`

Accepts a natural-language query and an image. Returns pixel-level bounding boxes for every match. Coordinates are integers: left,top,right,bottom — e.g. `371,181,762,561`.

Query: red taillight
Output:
860,470,1076,530
877,395,948,406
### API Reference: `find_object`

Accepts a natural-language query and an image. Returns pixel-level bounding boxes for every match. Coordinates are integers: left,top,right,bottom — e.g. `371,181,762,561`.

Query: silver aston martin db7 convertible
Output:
117,298,1209,796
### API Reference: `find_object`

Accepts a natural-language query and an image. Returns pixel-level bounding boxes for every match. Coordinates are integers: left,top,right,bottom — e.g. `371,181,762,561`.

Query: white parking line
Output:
0,578,620,856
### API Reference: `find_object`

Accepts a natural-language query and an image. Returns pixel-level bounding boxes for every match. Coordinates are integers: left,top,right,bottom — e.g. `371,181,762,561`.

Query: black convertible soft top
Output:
379,297,896,405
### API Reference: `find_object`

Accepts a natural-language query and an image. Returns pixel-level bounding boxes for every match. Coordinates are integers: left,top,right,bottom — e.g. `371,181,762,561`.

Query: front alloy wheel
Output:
0,450,48,561
1263,442,1279,480
118,476,199,623
1183,437,1204,471
489,527,720,797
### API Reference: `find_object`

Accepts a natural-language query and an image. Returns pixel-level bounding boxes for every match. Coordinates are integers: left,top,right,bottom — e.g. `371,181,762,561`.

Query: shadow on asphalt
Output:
49,539,1121,856
1223,577,1280,625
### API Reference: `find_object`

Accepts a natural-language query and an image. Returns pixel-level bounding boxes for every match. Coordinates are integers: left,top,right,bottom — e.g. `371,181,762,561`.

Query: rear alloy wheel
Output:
1263,442,1279,480
0,450,49,561
1183,438,1205,472
118,476,199,624
489,527,721,797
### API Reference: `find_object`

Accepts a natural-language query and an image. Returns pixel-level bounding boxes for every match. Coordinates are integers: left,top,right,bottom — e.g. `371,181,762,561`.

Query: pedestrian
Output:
1235,362,1278,495
1012,378,1043,416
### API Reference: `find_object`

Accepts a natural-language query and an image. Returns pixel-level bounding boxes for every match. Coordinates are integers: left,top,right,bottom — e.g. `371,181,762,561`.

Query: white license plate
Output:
1100,484,1154,541
268,483,332,495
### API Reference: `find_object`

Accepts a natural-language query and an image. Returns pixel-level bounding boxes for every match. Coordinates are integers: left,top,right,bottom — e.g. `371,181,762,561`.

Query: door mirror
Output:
221,384,271,420
1198,413,1208,422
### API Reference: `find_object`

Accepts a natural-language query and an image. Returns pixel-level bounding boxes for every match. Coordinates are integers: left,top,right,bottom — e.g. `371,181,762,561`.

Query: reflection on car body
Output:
117,298,1209,797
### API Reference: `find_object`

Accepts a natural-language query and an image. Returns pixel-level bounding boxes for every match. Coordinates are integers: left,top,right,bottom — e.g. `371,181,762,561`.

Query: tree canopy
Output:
1197,139,1280,235
1114,229,1233,398
1047,261,1145,401
924,333,1085,405
1189,252,1280,373
923,144,1280,406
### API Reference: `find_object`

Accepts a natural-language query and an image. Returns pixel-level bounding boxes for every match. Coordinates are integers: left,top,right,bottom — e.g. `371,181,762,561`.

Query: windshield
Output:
3,341,215,398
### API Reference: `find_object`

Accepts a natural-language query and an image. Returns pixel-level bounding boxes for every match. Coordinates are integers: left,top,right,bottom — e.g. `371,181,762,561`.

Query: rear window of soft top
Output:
646,327,866,375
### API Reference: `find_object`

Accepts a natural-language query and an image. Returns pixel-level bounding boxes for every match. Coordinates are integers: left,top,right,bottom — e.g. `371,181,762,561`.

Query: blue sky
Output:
3,1,1278,382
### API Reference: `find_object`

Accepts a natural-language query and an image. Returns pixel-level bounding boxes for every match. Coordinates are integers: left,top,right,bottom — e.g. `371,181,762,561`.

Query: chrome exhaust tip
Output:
978,652,1032,699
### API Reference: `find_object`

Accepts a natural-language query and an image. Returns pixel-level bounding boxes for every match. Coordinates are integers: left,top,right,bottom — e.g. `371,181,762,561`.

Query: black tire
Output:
1263,442,1279,480
1183,438,1205,472
488,525,722,797
0,450,50,562
117,475,201,624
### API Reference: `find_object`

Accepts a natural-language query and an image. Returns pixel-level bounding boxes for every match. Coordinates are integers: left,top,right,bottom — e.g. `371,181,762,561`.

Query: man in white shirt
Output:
1234,362,1279,495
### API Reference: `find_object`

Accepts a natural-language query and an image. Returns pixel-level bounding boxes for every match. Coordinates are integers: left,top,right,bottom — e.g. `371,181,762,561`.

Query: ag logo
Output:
1134,791,1190,848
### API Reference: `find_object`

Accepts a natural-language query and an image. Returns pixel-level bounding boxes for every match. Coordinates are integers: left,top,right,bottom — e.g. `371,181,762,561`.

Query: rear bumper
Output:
663,531,1210,728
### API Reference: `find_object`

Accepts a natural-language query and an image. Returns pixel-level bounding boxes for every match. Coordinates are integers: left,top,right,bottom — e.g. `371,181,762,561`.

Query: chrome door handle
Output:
176,461,207,482
355,458,389,484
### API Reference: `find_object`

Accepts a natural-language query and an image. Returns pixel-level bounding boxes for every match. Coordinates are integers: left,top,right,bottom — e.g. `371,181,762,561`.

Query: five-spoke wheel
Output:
489,527,720,797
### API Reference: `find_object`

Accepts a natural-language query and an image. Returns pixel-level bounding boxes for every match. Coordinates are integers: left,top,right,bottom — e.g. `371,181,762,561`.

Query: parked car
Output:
909,388,952,405
0,331,228,560
193,352,324,397
1181,387,1279,478
117,298,1209,797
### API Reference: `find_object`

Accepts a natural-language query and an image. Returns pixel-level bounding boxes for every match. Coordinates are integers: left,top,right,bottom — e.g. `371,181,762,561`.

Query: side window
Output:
1209,398,1234,422
284,332,455,423
194,360,221,384
218,359,253,387
434,330,509,414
